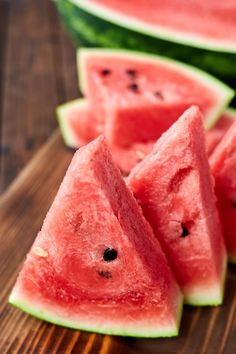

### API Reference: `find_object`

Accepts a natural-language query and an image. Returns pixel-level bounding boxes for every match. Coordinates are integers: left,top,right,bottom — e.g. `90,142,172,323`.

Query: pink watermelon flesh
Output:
81,50,227,147
91,0,236,48
210,120,236,263
9,136,182,337
127,106,226,305
205,111,235,156
67,100,100,144
61,100,154,174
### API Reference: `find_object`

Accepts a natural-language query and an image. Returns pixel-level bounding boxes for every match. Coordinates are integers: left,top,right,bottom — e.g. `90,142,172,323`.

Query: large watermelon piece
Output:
78,49,233,148
9,136,182,337
210,121,236,263
127,106,227,305
56,0,236,84
205,109,236,156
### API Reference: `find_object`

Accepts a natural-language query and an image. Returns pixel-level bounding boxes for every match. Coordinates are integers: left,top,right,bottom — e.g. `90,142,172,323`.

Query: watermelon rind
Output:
78,48,234,130
9,289,183,337
56,99,86,148
55,0,236,83
69,0,236,53
184,254,227,306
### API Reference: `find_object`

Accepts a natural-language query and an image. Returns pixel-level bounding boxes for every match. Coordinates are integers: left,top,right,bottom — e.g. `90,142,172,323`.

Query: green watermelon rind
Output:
224,107,236,120
56,99,87,148
69,0,236,53
184,254,227,306
55,0,236,82
8,291,183,337
77,48,234,130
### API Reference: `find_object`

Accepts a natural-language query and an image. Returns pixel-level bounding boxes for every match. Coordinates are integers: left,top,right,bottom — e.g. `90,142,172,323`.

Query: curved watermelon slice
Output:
205,109,236,156
9,136,182,337
127,106,227,305
78,49,233,148
210,120,236,263
55,0,236,84
70,0,236,53
57,98,154,173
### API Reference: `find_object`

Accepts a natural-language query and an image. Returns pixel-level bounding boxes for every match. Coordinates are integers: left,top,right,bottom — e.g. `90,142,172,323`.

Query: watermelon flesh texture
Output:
205,109,236,156
57,99,154,174
79,49,233,148
210,121,236,263
90,0,236,51
127,106,227,305
9,136,182,337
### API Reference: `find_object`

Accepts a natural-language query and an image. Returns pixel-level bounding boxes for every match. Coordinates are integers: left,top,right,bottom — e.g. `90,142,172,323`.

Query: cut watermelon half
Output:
205,108,236,156
127,106,227,305
57,98,154,173
78,49,233,147
9,136,182,337
210,120,236,263
70,0,236,53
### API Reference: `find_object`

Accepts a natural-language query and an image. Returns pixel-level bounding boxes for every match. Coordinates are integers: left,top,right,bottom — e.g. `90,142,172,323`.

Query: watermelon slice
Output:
127,106,227,305
78,49,233,147
57,98,154,173
56,0,236,83
210,120,236,263
9,136,182,337
205,109,236,156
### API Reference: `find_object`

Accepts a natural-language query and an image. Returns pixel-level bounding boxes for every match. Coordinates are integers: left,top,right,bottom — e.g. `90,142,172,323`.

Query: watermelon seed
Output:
232,200,236,208
126,69,137,78
103,248,118,262
128,83,139,93
154,91,164,100
181,224,189,237
97,270,112,279
33,247,48,258
101,69,111,76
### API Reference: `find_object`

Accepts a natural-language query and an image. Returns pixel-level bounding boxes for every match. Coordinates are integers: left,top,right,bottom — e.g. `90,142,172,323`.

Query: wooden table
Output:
1,1,236,353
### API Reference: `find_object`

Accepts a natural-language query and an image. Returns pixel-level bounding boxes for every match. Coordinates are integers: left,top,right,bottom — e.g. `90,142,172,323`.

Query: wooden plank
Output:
0,0,78,194
0,131,236,353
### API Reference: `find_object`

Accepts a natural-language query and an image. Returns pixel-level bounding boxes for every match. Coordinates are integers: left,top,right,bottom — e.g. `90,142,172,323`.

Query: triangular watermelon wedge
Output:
127,106,227,305
210,120,236,263
9,136,182,337
78,48,233,148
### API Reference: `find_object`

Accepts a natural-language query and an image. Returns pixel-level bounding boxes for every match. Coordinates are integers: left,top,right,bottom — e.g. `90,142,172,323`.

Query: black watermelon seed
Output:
97,270,112,279
126,69,137,78
232,200,236,208
128,83,139,93
101,69,111,76
103,248,118,262
181,224,190,237
154,91,164,100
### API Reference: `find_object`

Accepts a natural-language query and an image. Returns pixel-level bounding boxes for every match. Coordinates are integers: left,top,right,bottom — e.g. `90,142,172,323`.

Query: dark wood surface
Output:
1,1,236,353
0,0,78,194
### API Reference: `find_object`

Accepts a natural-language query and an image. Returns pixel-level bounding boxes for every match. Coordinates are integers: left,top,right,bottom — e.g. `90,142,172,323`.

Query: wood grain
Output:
0,132,236,354
0,0,78,194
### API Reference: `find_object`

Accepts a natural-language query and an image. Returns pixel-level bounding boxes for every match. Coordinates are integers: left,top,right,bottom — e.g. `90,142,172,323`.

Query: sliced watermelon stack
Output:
9,49,236,338
57,48,234,174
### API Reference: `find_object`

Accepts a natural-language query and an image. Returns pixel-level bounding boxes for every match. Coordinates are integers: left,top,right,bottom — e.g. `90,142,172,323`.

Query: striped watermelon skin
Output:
55,0,236,87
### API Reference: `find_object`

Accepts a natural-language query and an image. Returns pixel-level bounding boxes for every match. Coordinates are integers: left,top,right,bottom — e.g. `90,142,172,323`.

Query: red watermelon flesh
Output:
90,0,236,49
79,49,231,148
205,110,236,156
210,121,236,263
127,106,226,305
57,99,155,174
9,136,182,337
